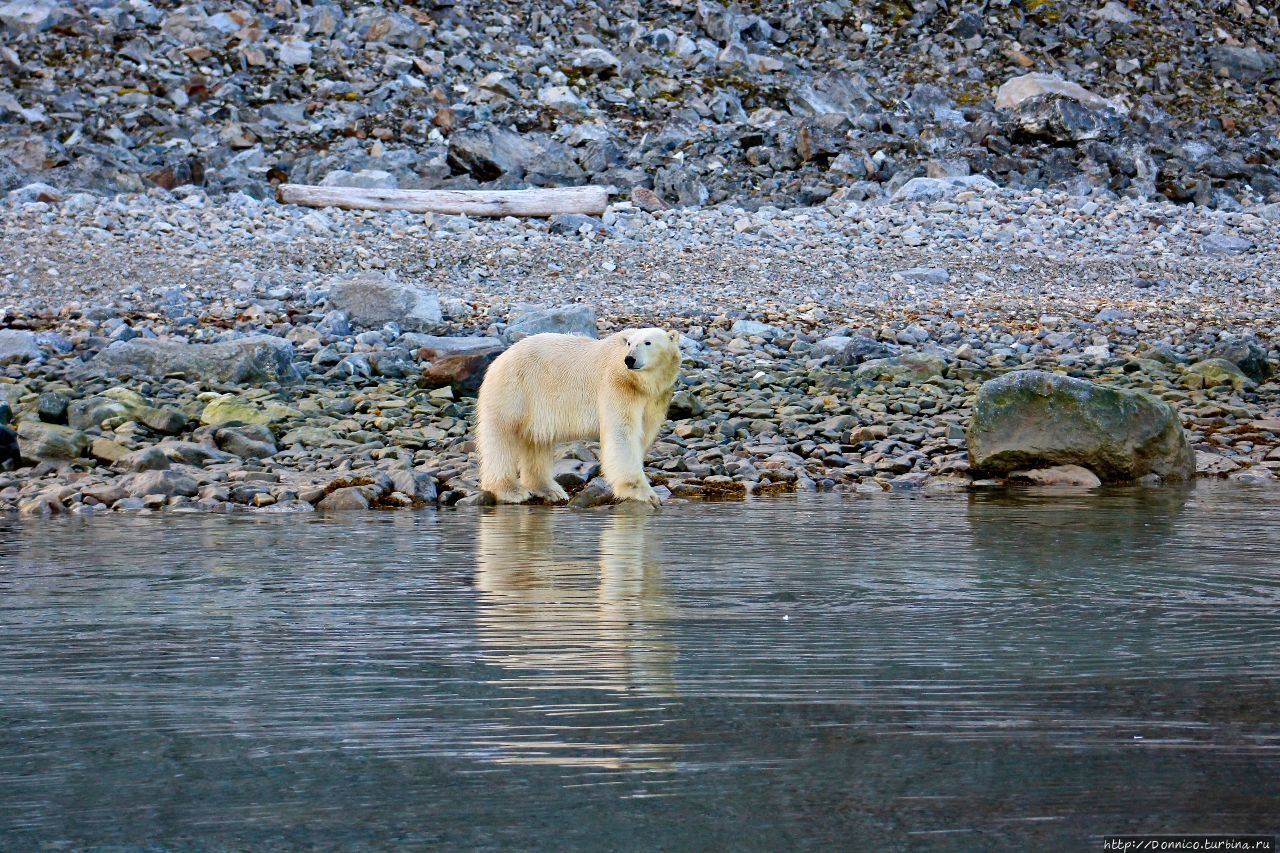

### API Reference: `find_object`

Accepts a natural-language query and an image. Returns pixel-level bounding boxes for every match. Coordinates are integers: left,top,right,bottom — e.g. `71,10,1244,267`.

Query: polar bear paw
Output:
532,483,570,503
613,481,662,510
491,485,533,504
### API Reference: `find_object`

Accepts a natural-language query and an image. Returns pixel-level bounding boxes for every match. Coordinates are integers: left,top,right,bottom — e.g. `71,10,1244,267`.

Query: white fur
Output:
476,328,680,507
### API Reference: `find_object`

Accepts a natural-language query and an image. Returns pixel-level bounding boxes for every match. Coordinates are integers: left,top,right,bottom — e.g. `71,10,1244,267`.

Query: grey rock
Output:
892,175,998,202
1209,45,1277,81
573,48,621,77
215,424,278,459
504,304,597,342
316,486,371,511
549,213,608,236
157,441,235,466
326,272,442,333
0,329,39,364
896,267,950,285
121,469,200,498
118,446,170,472
1200,233,1253,256
0,0,60,33
668,389,706,418
447,126,544,181
967,370,1194,482
36,391,68,424
1092,0,1139,23
569,477,615,508
401,334,505,357
1007,94,1123,144
320,169,397,190
813,335,900,366
730,319,777,338
138,406,188,435
91,336,300,384
389,469,438,503
1210,335,1272,383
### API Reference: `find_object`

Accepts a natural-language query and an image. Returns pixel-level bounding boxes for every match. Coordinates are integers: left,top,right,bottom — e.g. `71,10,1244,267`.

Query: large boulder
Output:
90,336,300,384
504,305,597,343
326,272,442,333
967,370,1194,482
1006,94,1123,144
446,126,545,181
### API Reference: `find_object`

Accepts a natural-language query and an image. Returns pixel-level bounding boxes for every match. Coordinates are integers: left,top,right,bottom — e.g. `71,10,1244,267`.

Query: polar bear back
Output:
477,332,627,445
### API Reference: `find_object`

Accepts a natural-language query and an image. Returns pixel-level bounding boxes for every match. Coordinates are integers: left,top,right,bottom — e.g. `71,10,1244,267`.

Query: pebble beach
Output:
2,180,1278,516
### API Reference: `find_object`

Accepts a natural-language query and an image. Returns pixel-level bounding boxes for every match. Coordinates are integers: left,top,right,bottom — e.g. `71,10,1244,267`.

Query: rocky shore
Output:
1,0,1278,211
2,181,1278,516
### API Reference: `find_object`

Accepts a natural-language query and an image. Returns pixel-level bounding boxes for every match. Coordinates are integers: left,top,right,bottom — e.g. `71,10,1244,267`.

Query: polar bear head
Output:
621,328,680,372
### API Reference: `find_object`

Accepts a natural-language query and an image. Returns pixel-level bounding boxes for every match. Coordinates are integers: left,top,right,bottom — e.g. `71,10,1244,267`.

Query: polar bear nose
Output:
624,354,637,369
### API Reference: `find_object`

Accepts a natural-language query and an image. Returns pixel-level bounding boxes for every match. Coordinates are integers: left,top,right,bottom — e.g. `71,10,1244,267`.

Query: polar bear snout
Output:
624,354,638,369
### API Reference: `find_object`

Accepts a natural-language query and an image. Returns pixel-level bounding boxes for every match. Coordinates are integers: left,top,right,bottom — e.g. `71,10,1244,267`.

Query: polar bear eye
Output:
645,341,652,346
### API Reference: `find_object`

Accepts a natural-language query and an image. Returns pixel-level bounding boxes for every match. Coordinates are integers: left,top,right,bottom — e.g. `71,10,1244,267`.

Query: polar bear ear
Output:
667,330,679,343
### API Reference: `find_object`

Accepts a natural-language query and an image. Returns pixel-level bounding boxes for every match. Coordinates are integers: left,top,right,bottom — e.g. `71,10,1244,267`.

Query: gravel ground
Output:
1,183,1278,516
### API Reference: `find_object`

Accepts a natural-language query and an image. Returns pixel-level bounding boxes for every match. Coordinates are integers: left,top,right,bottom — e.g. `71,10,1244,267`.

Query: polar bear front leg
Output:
600,407,661,508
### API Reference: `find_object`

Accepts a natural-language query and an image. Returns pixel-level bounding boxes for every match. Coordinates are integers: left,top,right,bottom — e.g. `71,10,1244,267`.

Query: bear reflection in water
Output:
472,506,679,770
474,506,677,698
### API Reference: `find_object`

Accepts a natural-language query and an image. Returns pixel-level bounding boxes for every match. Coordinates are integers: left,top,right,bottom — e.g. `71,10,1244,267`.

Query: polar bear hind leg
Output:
518,440,569,502
478,418,533,504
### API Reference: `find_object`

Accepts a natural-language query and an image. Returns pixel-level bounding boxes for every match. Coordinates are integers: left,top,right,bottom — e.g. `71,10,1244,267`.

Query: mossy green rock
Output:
68,396,137,430
967,370,1194,481
1182,358,1255,391
200,395,300,426
16,421,89,460
853,352,948,383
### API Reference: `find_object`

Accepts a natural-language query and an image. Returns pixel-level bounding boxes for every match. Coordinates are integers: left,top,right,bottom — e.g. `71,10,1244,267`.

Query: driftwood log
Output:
275,184,609,217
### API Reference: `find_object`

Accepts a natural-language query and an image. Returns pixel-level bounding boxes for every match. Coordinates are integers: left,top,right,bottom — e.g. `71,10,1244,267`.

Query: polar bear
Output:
476,328,680,507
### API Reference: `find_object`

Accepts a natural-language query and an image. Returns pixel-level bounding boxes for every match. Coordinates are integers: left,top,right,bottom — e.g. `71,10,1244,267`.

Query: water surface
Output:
2,485,1279,850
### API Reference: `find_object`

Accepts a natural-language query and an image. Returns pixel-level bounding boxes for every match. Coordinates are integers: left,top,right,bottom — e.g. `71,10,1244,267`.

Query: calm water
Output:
2,485,1279,850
